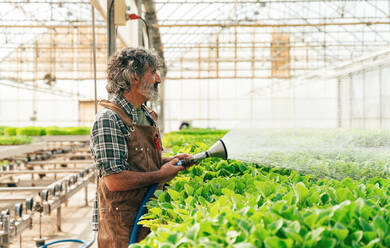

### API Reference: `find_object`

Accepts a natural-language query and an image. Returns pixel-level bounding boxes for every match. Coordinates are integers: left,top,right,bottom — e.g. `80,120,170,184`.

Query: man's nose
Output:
155,72,161,83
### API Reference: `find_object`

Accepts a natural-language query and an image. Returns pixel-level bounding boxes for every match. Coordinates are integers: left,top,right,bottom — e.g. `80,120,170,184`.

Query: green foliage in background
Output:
0,136,32,145
66,127,91,135
350,129,390,147
4,127,17,136
16,127,46,136
0,126,90,146
169,128,229,136
45,127,69,135
45,127,90,135
0,126,8,136
131,128,390,248
163,128,228,148
255,150,390,182
2,126,91,136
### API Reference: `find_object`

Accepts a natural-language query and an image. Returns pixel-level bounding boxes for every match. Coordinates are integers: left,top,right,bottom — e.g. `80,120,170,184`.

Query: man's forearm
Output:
104,170,163,192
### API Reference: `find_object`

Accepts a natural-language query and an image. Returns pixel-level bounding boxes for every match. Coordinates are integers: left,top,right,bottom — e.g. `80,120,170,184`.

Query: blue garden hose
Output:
40,239,86,248
129,160,186,245
40,232,97,248
129,183,159,244
40,195,98,248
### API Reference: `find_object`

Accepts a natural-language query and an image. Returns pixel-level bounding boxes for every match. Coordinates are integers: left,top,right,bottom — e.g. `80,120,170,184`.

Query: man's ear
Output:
131,73,140,84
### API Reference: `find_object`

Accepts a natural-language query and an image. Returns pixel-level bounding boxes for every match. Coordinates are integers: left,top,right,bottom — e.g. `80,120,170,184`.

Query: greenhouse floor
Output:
15,182,97,248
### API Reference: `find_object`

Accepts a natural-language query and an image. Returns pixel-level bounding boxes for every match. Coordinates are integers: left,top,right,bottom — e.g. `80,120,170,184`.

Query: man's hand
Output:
159,158,184,183
173,153,193,160
175,153,199,169
163,153,198,169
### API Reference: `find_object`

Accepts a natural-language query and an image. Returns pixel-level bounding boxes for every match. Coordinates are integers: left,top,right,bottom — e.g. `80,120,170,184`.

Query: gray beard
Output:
139,80,159,101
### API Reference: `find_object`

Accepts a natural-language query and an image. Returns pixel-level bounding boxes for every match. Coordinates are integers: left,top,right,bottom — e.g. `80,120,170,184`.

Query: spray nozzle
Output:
175,139,228,167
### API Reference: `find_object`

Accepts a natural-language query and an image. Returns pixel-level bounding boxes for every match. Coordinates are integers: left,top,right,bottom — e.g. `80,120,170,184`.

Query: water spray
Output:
129,139,228,245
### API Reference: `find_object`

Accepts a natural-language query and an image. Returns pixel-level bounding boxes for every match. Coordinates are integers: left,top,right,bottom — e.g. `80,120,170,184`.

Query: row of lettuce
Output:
131,128,390,248
0,126,91,145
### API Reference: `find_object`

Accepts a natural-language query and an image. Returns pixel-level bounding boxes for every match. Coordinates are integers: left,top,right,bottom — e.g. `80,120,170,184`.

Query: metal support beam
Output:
379,66,383,128
32,39,38,123
251,29,255,78
0,24,105,28
154,21,390,28
26,160,93,165
337,79,342,128
234,27,237,78
180,57,183,80
143,0,167,132
85,185,88,206
136,0,144,47
1,0,91,3
349,75,353,128
153,0,387,3
362,70,366,128
166,76,275,80
0,187,46,192
0,169,82,175
107,0,116,57
0,198,26,203
198,44,201,78
216,35,219,78
92,3,98,115
56,206,62,232
207,45,211,127
161,43,390,49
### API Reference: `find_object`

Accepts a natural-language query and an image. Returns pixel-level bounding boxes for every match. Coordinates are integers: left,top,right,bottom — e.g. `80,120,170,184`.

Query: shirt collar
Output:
110,94,155,126
110,94,136,116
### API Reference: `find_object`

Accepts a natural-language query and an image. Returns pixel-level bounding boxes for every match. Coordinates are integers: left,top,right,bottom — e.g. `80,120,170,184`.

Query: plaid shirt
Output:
90,94,156,177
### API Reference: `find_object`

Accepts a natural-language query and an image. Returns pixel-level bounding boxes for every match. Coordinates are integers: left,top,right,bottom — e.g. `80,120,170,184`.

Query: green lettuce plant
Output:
130,129,390,248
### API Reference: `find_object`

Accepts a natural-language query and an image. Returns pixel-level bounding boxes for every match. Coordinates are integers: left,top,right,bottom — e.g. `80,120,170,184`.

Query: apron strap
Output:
143,105,158,122
98,100,135,127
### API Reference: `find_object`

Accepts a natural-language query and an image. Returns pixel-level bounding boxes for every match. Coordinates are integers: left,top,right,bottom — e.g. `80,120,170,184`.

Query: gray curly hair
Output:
106,47,161,95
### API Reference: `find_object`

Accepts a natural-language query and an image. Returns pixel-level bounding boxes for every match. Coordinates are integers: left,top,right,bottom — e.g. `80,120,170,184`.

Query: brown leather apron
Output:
97,100,163,247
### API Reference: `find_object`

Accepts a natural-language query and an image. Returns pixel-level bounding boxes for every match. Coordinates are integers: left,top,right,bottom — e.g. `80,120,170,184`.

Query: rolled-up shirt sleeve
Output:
90,110,129,177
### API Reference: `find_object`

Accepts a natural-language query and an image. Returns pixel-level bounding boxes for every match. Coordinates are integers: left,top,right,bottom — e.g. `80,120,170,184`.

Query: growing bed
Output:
132,128,390,248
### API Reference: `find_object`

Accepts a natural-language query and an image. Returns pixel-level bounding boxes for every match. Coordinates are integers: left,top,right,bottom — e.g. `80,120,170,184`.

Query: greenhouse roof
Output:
1,0,390,95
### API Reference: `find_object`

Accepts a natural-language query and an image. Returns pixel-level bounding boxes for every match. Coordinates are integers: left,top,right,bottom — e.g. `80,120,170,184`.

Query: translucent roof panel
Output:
0,0,109,97
154,0,390,78
0,0,106,61
1,0,390,86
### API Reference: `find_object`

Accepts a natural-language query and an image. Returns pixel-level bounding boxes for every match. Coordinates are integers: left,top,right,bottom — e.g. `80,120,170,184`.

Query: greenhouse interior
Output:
0,0,390,247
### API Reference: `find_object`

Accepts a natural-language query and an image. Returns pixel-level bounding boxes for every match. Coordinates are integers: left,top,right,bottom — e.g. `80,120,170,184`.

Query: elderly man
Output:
90,47,192,247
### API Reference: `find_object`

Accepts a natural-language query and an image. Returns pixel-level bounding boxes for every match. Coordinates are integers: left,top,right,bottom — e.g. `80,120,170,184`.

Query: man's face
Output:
137,66,161,101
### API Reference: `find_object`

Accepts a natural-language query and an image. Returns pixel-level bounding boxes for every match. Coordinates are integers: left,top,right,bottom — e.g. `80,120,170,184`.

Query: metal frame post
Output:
349,74,353,128
56,206,61,232
379,66,383,128
107,0,116,58
92,4,98,114
337,79,342,128
85,185,88,206
362,70,366,128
